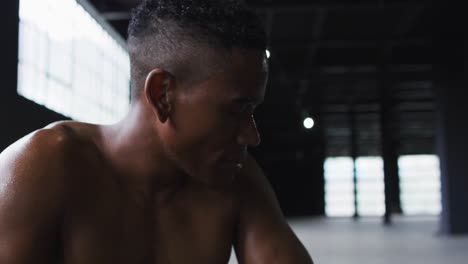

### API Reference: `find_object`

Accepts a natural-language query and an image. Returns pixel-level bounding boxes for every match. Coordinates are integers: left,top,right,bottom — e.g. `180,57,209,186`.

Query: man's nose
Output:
237,115,261,147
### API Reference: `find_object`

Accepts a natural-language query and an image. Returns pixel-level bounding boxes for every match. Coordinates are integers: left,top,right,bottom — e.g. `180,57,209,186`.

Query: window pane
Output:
324,157,355,217
398,155,441,215
18,0,130,124
356,157,385,216
325,156,385,217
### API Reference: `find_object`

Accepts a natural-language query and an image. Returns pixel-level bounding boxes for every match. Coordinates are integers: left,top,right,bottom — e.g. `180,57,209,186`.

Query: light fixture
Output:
303,117,315,129
265,49,271,59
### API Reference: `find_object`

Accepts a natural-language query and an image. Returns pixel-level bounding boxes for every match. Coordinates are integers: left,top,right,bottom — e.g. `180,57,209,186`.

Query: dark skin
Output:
0,49,313,264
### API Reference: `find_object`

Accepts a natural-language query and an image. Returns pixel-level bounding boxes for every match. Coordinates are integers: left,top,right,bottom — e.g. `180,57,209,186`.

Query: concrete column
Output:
434,1,468,235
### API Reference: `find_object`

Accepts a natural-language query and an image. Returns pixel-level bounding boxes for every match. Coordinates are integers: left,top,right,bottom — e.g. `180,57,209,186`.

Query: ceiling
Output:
85,0,435,158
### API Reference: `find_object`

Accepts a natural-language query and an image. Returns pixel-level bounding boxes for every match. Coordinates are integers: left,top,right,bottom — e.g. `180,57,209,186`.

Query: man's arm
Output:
233,155,313,264
0,128,67,263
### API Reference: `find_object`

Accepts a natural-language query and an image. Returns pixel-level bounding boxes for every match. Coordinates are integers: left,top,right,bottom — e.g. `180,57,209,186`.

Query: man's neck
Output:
99,102,188,201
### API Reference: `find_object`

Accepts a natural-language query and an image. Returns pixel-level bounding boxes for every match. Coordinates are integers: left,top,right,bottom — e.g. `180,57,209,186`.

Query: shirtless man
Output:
0,0,313,263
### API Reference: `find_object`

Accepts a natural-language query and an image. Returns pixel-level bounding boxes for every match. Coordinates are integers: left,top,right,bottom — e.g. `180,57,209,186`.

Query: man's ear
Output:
144,69,175,123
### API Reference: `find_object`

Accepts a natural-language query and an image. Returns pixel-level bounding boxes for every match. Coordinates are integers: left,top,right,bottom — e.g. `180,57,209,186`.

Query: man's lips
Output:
220,156,246,169
223,155,246,164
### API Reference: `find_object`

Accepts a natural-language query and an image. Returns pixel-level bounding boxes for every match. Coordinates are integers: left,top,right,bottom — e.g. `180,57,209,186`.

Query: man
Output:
0,0,313,263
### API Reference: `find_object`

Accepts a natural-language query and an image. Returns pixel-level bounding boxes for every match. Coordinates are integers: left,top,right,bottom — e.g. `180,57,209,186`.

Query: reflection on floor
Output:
228,216,468,264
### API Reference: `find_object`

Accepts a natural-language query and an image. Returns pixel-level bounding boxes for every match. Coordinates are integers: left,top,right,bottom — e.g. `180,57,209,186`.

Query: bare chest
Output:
61,184,236,264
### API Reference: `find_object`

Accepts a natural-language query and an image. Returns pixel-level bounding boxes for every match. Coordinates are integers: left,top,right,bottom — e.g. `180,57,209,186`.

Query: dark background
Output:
1,0,466,234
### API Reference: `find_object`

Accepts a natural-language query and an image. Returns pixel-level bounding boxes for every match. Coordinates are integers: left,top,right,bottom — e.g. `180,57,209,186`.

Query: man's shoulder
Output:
0,121,100,181
2,121,80,159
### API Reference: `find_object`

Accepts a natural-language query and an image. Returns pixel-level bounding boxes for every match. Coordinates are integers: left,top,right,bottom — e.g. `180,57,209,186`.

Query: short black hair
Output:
127,0,267,100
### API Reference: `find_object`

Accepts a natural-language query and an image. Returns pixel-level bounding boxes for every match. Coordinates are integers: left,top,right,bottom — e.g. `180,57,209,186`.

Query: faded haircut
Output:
127,0,267,100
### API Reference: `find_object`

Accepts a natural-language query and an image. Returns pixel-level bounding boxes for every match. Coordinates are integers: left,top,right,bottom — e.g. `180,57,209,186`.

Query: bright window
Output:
324,157,355,217
17,0,130,124
398,155,441,215
325,156,385,217
355,157,385,216
325,155,441,217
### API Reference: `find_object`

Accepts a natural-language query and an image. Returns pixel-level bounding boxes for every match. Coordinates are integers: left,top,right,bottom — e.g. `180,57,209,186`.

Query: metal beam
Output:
93,2,429,23
265,8,274,43
101,11,131,20
301,8,328,76
349,104,360,219
250,2,426,12
271,38,430,48
76,0,128,48
382,4,428,59
265,64,432,84
312,64,432,74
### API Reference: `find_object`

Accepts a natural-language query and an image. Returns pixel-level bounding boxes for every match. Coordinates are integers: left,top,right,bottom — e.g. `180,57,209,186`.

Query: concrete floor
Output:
228,216,468,264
